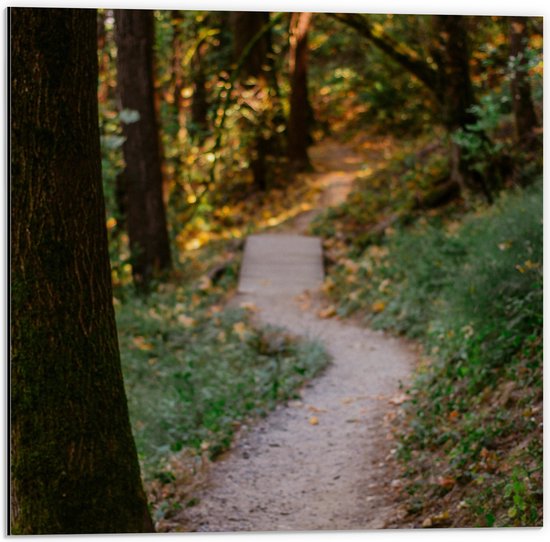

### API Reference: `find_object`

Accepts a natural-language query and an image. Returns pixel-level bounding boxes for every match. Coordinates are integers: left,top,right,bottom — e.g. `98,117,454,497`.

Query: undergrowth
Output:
316,178,542,527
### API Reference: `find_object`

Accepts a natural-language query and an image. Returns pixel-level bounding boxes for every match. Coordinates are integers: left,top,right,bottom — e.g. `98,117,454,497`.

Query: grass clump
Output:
318,179,542,527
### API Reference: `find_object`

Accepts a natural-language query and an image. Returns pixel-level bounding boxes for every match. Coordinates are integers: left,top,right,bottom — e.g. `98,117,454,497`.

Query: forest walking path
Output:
177,139,415,532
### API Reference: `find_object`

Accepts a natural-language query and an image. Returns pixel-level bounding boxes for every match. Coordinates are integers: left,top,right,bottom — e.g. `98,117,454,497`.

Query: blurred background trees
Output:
97,10,542,288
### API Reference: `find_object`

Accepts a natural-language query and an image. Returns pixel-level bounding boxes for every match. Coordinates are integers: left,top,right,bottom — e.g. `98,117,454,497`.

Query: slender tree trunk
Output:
114,9,171,288
10,7,154,534
190,40,210,142
288,12,313,171
509,16,539,147
433,15,476,131
231,11,282,191
433,15,493,202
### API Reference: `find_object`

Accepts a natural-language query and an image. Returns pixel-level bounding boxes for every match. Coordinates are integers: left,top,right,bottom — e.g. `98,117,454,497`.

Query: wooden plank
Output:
238,234,324,296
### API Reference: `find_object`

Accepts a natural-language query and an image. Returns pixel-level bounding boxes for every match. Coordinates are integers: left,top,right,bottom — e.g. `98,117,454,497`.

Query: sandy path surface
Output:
176,140,415,532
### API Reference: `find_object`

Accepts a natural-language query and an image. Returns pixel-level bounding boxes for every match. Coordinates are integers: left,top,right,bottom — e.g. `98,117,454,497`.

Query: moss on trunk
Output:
10,7,154,534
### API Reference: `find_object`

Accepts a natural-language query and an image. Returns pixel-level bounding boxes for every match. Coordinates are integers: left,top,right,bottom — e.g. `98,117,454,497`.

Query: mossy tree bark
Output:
114,9,171,288
288,12,314,172
10,7,154,534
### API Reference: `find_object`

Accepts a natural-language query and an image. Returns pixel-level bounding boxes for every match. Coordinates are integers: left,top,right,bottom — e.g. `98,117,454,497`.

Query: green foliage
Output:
321,179,542,526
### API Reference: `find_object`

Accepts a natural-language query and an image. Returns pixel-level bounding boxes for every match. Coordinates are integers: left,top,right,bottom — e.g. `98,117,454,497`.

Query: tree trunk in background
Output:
114,9,171,288
231,11,283,190
433,15,476,131
10,7,154,534
232,11,271,79
509,16,539,148
288,12,313,171
190,40,210,142
433,15,493,202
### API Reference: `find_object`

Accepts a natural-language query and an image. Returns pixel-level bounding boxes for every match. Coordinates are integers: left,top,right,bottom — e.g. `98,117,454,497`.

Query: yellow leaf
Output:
198,276,212,290
132,336,154,351
240,302,258,313
309,416,319,426
342,258,359,273
177,314,195,327
371,300,386,313
388,393,408,406
318,305,337,319
233,321,248,341
321,277,335,293
106,217,117,230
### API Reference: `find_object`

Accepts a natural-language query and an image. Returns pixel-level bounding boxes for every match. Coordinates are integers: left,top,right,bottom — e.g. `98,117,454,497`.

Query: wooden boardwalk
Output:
237,234,324,296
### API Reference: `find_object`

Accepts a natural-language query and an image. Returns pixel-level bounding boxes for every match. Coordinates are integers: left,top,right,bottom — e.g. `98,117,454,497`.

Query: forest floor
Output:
170,138,418,532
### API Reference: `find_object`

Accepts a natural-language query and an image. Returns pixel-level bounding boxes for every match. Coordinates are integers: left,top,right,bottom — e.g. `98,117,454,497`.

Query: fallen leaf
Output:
198,276,212,291
321,277,335,293
233,321,248,341
448,410,460,422
132,336,154,351
177,314,195,327
389,393,408,406
318,305,337,319
437,476,456,489
308,416,319,426
371,300,386,313
240,301,258,312
307,405,328,413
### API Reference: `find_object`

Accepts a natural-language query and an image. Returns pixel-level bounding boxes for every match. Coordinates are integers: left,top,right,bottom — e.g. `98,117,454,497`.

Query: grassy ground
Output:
314,166,542,527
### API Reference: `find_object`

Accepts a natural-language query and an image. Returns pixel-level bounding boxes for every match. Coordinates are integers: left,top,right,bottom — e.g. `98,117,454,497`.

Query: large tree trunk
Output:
288,12,313,171
10,7,154,534
114,9,171,288
509,16,539,148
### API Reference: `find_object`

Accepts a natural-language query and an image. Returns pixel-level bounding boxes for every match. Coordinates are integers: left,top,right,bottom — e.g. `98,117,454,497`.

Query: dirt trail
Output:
175,139,415,532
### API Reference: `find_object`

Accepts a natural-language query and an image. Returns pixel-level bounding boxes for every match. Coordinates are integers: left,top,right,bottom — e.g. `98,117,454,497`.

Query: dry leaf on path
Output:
240,301,258,313
388,393,408,406
318,305,337,319
308,416,319,425
307,405,328,413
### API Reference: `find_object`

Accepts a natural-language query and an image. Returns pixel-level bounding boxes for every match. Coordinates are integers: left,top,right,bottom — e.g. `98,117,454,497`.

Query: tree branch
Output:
329,13,440,99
